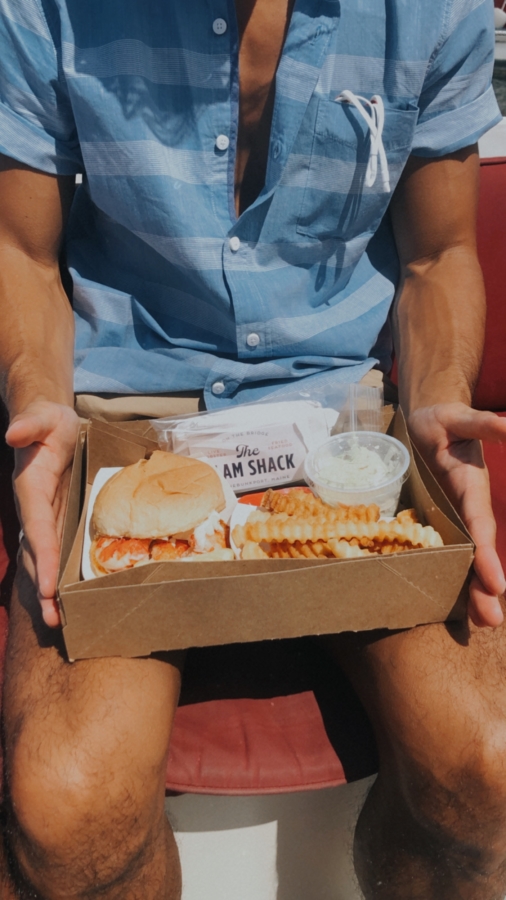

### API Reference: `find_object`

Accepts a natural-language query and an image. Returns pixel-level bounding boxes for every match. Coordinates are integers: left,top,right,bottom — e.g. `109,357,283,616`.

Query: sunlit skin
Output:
1,0,506,898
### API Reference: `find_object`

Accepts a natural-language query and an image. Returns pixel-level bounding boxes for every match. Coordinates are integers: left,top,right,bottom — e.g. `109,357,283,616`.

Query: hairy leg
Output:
0,563,184,900
326,603,506,900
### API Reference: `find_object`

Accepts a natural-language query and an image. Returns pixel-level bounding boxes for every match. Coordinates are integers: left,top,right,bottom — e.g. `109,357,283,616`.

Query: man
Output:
0,0,506,897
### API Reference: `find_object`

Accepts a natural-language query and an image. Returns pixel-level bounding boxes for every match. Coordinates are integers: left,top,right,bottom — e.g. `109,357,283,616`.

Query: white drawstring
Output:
335,90,391,193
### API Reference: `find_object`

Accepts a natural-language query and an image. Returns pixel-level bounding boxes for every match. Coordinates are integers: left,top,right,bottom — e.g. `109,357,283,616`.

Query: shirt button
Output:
229,236,241,252
272,140,282,160
212,381,226,395
215,134,230,151
212,17,227,34
246,332,260,348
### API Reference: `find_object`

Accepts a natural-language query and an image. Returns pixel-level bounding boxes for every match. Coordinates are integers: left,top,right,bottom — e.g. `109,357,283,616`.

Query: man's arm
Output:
390,146,506,628
0,154,79,626
0,155,75,411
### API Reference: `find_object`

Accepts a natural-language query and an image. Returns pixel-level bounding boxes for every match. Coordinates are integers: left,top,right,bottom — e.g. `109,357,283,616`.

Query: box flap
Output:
87,418,158,482
58,424,86,583
61,545,472,660
391,410,471,547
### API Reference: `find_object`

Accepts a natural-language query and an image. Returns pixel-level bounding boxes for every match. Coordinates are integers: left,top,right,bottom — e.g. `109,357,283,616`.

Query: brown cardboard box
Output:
58,411,474,661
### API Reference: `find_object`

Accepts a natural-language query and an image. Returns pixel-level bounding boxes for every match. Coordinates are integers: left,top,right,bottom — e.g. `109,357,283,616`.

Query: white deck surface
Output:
479,117,506,158
166,777,374,900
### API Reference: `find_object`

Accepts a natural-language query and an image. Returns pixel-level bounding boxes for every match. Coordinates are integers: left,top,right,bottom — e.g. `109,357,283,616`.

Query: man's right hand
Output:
6,401,80,628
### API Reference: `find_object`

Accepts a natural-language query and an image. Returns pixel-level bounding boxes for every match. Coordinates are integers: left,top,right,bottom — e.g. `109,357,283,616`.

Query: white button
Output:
229,236,241,252
212,17,227,34
216,134,230,151
246,332,260,348
212,381,226,395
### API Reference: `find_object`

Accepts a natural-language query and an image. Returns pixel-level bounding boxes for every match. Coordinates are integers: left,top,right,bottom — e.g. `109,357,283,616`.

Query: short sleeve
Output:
412,0,502,157
0,0,82,174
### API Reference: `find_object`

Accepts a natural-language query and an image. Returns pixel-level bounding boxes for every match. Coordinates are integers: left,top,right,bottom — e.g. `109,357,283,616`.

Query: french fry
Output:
241,541,270,559
236,490,443,560
260,488,380,522
235,515,443,548
325,540,376,559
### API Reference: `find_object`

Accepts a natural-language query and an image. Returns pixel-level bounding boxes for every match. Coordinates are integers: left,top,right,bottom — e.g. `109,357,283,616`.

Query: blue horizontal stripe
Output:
62,41,231,88
81,141,223,182
413,85,501,155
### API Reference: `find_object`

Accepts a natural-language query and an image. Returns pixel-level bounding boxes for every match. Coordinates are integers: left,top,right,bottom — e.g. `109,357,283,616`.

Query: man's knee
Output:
395,717,506,877
4,678,175,896
3,567,183,895
6,731,169,895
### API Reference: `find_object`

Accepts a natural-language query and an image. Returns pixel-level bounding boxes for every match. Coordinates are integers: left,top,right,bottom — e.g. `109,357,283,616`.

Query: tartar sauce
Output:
319,442,390,489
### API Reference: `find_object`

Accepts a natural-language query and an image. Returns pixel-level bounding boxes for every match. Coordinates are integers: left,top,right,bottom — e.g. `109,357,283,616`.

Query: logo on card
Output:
197,425,307,491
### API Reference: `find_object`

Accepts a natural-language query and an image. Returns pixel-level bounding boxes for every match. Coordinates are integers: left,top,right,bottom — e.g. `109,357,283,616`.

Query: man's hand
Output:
408,403,506,629
6,401,80,628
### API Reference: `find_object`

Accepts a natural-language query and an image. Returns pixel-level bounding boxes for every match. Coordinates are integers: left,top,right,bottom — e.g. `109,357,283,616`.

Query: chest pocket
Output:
296,98,419,241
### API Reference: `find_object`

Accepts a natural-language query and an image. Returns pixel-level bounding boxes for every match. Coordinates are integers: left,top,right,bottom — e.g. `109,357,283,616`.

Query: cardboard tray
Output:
57,412,474,660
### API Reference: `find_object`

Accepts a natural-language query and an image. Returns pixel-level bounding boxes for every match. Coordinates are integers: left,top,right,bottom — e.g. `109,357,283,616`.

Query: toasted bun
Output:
92,451,225,539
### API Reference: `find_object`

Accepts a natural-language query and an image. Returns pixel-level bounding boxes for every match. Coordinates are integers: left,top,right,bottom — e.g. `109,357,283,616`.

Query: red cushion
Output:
483,414,506,569
389,159,506,409
168,692,343,794
0,606,7,778
473,159,506,410
166,639,377,794
0,521,8,588
0,433,17,605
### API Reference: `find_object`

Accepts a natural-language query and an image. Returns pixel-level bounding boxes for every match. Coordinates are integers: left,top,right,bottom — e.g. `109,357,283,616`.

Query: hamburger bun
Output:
92,450,226,539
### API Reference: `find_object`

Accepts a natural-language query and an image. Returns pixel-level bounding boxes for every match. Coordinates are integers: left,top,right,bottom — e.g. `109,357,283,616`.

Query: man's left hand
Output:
408,403,506,628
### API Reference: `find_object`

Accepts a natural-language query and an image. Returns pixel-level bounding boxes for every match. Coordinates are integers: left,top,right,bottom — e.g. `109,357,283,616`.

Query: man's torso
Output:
0,0,494,404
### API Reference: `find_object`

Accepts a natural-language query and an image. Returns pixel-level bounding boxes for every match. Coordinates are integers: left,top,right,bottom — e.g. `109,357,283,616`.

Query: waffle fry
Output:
269,540,336,559
396,508,419,526
261,488,321,516
260,488,380,523
268,540,372,559
233,504,386,548
267,538,417,560
246,509,274,526
235,488,443,560
375,541,413,554
241,541,270,560
324,540,376,559
233,515,443,548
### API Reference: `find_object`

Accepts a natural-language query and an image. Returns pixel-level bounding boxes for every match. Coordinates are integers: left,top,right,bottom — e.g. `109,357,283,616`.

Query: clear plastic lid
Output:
304,431,410,516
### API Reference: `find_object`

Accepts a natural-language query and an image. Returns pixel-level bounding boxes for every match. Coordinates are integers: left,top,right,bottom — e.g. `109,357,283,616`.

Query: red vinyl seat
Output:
474,154,506,570
0,153,505,797
473,158,506,412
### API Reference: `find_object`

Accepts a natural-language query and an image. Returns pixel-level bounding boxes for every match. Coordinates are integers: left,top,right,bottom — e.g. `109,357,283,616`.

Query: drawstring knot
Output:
335,90,391,193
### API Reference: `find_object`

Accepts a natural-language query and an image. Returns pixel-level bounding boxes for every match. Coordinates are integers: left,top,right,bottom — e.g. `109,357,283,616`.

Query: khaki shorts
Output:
74,367,396,423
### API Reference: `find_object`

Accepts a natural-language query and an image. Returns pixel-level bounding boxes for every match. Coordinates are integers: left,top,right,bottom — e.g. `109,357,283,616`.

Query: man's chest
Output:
61,0,439,242
233,0,295,214
234,0,294,127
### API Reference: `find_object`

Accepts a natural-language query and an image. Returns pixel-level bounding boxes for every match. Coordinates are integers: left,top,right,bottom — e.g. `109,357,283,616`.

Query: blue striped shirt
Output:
0,0,500,407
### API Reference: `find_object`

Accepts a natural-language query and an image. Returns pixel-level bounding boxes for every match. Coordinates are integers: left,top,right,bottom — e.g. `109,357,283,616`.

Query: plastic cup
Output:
304,431,410,517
